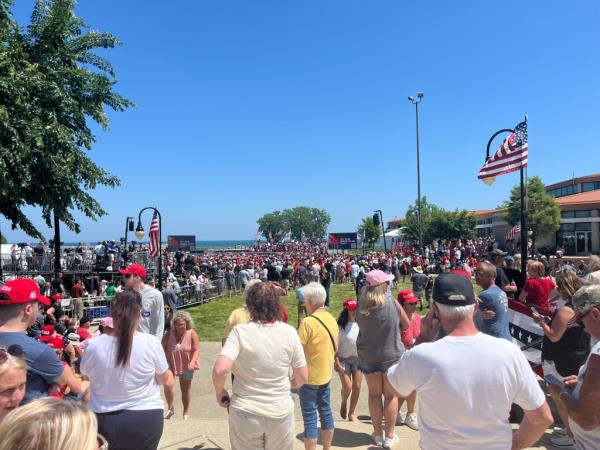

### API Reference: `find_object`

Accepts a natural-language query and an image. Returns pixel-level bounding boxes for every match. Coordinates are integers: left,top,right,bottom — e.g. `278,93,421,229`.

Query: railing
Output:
59,279,226,322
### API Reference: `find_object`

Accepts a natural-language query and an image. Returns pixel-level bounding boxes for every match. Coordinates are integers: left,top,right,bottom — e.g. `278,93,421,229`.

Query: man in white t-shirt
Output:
387,273,552,450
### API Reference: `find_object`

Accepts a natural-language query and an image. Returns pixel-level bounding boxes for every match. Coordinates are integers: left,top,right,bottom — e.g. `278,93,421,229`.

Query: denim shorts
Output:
298,383,334,439
179,371,194,381
358,359,398,375
339,356,359,375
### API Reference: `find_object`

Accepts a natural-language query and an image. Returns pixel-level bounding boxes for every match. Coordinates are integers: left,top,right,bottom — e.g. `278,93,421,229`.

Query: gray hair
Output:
303,282,327,308
435,302,475,320
588,255,600,273
171,310,194,330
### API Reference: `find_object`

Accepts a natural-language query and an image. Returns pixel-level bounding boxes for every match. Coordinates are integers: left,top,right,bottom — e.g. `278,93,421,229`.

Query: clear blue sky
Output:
4,0,600,242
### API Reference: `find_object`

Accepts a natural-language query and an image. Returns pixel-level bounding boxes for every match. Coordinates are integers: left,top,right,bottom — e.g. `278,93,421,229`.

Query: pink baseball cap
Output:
366,270,394,287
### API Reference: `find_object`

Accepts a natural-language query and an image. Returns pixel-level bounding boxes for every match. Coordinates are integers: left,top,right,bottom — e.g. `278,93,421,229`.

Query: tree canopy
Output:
403,197,476,244
500,176,561,251
357,216,380,247
257,207,331,242
0,0,133,239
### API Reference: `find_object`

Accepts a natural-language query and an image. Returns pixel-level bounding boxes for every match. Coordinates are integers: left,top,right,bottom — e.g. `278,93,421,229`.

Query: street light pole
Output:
408,92,424,255
122,216,134,267
134,207,163,290
373,210,387,253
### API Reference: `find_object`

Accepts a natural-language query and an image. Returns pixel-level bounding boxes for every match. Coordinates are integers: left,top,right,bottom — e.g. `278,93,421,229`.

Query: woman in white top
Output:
81,290,174,450
213,282,308,450
335,298,362,422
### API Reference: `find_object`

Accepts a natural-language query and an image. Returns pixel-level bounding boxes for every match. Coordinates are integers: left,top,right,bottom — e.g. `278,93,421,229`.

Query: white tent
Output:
384,228,403,238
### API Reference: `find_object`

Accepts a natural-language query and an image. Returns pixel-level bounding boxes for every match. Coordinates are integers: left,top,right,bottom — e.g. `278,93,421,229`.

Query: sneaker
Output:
552,427,567,437
405,412,419,431
383,434,400,449
550,434,576,449
371,433,384,447
395,412,405,426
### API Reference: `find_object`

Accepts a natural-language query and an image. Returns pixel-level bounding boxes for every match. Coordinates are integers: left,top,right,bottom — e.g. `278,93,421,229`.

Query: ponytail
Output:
111,290,142,367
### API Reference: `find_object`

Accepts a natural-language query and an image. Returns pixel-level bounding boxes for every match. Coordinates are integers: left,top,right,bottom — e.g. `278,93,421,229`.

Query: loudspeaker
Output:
373,213,380,226
128,220,134,232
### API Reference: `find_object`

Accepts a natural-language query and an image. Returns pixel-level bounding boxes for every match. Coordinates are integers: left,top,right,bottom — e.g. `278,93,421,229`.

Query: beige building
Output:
473,173,600,256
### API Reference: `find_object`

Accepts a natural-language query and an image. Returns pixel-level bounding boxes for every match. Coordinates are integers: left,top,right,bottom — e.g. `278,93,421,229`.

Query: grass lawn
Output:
189,280,431,341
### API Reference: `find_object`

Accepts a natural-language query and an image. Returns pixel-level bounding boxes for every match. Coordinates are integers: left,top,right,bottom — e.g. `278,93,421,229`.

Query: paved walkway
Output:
158,342,555,450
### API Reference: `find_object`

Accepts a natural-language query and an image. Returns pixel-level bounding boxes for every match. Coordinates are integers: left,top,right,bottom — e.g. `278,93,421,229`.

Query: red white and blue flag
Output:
148,212,160,257
506,224,522,241
508,299,547,376
478,120,528,185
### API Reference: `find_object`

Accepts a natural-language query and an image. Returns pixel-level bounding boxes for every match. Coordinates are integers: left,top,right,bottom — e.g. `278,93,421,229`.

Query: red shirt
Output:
400,314,421,349
523,277,556,309
281,303,289,324
76,326,92,341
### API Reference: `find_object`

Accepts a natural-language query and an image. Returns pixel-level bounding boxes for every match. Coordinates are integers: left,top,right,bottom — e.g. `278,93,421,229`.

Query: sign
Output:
328,232,358,250
167,235,196,252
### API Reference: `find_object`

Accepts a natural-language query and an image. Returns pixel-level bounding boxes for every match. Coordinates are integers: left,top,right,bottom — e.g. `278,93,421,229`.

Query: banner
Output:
508,299,546,376
328,232,358,250
167,235,196,252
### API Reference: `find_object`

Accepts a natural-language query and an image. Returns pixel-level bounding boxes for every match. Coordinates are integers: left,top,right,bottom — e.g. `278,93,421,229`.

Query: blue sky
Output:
4,0,600,242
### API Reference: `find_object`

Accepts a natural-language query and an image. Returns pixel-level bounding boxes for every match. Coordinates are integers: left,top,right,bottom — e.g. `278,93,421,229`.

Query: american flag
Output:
506,224,521,241
148,211,160,257
478,120,528,185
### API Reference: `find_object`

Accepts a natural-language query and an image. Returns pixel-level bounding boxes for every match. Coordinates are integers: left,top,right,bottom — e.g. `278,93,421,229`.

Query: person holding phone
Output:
548,285,600,450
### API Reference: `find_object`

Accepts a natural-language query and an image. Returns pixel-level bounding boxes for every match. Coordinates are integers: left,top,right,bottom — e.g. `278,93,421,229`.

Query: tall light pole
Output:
408,92,424,255
134,207,163,290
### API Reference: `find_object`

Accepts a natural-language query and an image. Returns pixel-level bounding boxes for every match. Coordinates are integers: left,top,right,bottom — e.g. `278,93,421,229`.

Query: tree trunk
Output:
53,210,61,273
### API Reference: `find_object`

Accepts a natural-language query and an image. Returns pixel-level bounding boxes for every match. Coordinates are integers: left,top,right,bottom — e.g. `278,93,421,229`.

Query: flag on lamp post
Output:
478,121,528,185
148,212,160,257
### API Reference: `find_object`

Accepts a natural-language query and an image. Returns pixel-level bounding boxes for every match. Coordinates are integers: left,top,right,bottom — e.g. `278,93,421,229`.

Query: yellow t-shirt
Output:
298,309,339,385
222,307,252,341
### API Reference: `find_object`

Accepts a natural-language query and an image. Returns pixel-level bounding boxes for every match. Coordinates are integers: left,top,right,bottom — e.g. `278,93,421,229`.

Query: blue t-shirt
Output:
477,286,512,341
0,331,64,404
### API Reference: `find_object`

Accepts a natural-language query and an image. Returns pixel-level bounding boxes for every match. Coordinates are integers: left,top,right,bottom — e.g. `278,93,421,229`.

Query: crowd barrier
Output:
60,279,226,322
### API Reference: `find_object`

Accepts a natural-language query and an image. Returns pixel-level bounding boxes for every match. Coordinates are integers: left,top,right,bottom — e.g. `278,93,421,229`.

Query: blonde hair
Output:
171,310,194,330
527,261,546,278
588,255,600,273
0,398,98,450
556,271,584,301
359,283,387,314
0,347,27,378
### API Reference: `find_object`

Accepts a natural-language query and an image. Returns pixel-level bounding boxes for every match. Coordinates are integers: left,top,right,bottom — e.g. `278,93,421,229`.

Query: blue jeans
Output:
298,383,334,439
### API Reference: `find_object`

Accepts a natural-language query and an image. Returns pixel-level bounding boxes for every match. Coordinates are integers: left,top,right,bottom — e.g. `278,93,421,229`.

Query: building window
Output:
561,210,591,219
560,223,575,232
575,222,592,231
575,210,591,218
561,211,575,219
582,181,600,192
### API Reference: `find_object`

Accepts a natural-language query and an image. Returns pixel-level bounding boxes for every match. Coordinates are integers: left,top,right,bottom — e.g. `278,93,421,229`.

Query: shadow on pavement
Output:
295,429,375,448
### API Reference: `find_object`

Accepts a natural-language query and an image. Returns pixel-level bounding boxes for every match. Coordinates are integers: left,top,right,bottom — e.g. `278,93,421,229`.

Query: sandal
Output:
164,408,175,420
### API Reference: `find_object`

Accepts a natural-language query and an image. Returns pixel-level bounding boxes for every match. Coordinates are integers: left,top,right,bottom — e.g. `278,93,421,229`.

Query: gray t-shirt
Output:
138,285,165,339
356,293,405,365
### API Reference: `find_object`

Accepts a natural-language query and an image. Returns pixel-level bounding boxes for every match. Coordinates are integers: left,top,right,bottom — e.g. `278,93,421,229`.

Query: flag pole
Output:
519,115,528,275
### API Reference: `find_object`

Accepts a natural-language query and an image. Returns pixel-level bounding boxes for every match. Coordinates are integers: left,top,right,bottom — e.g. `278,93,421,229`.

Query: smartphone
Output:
544,374,563,387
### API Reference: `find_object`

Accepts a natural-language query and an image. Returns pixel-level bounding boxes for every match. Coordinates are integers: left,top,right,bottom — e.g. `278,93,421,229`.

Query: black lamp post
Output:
485,122,528,276
134,207,163,290
408,92,424,255
122,216,134,266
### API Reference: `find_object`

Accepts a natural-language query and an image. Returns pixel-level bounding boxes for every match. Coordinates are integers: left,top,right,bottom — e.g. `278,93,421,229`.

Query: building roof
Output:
555,189,600,210
546,173,600,190
470,209,504,219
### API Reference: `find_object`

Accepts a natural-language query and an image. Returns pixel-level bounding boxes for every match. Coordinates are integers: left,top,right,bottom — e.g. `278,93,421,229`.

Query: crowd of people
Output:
1,238,600,449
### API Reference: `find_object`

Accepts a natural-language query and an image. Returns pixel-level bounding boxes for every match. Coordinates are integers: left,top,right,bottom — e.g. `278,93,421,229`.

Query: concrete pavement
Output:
158,342,555,450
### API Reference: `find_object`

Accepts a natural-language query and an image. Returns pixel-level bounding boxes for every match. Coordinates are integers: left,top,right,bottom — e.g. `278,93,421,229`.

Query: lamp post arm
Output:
485,128,514,160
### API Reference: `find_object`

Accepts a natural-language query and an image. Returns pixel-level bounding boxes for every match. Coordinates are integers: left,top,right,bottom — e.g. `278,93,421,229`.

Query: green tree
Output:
357,216,380,248
0,0,133,240
256,211,286,242
0,234,6,244
501,176,561,252
281,207,331,241
403,197,441,245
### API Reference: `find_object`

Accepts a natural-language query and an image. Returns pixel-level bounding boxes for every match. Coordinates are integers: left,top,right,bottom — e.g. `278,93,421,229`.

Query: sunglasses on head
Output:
0,344,25,364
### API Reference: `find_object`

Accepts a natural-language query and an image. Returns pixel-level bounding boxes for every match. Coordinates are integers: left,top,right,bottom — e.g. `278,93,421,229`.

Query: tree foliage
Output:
357,216,380,247
500,176,561,251
0,0,133,239
404,197,475,244
256,207,331,242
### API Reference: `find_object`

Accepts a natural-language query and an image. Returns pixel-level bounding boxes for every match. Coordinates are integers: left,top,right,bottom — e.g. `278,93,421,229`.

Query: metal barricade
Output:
175,279,225,308
62,295,113,322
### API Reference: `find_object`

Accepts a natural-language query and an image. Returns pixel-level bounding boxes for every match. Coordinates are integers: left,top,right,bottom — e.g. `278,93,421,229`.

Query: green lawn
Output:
188,280,421,341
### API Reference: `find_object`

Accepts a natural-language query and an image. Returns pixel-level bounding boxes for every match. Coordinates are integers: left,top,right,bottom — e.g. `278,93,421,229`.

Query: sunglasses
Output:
122,274,134,279
0,344,25,364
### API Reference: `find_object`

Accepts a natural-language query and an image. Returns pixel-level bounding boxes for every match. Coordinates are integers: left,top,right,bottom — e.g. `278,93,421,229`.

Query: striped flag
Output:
506,224,521,241
148,212,160,257
478,121,528,185
508,299,548,376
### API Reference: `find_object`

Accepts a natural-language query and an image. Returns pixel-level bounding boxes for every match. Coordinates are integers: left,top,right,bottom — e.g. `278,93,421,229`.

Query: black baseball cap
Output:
433,273,475,306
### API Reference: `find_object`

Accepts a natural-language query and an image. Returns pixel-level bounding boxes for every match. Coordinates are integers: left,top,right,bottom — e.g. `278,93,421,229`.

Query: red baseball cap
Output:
343,298,358,311
0,279,50,306
397,289,418,304
40,324,56,343
118,264,147,278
